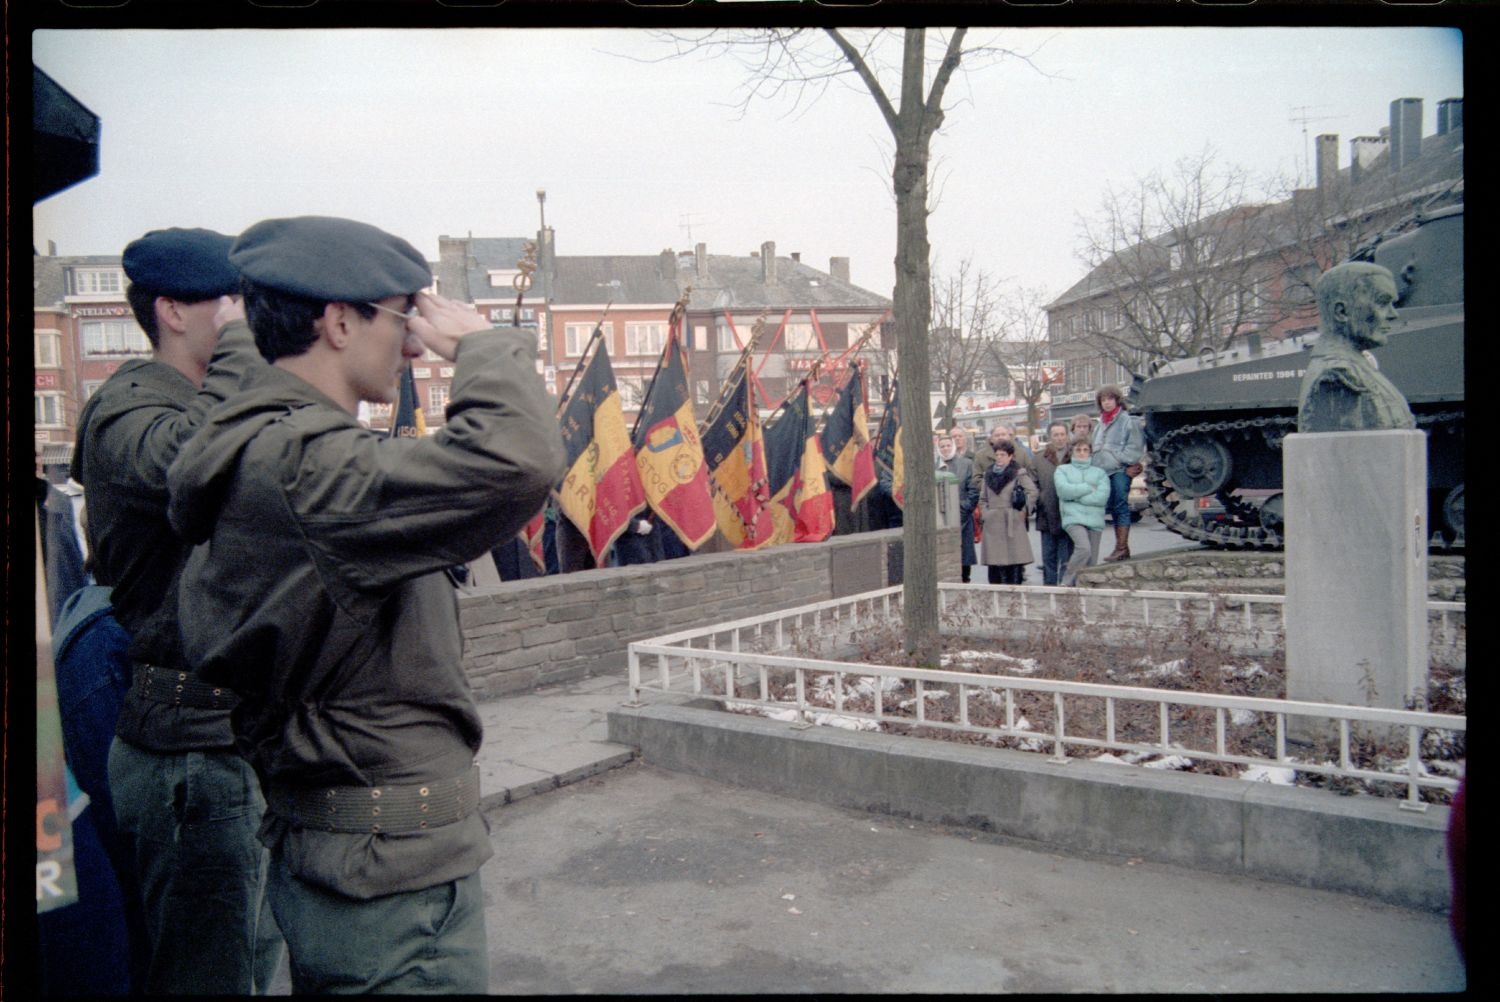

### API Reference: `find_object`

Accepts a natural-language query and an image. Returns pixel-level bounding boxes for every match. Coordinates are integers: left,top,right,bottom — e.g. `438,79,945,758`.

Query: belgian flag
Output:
820,361,876,507
701,360,774,549
873,379,904,510
390,362,427,438
521,511,545,573
556,342,648,566
764,381,834,544
632,328,715,550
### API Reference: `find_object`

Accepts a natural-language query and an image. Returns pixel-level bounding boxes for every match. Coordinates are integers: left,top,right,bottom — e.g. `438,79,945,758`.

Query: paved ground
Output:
480,761,1464,994
263,659,1465,994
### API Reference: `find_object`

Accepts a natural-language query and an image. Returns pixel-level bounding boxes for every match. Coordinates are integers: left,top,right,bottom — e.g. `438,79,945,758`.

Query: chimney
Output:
1315,133,1339,192
48,239,57,256
538,226,555,278
659,249,676,280
790,252,801,263
829,256,850,283
761,241,776,285
1389,97,1423,172
695,242,707,276
1349,135,1386,185
1437,97,1463,135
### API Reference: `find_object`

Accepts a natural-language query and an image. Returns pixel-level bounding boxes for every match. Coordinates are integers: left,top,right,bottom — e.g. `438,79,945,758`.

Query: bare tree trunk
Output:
891,32,940,665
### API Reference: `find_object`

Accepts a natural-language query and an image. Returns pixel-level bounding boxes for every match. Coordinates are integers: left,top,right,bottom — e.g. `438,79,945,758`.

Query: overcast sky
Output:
32,27,1461,301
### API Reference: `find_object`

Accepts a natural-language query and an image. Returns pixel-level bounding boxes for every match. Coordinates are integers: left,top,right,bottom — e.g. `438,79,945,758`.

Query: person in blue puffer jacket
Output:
1090,384,1145,561
1054,438,1112,587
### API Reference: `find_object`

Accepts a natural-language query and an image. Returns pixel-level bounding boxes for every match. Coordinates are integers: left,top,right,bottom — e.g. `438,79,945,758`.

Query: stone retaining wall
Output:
1079,550,1465,602
459,527,961,698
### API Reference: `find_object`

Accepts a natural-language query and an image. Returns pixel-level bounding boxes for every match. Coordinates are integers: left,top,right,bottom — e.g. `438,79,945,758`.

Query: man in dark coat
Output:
938,431,978,582
166,216,565,994
1031,421,1075,586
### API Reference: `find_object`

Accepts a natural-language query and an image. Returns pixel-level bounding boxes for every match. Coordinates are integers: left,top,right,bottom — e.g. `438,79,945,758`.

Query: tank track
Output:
1146,411,1463,552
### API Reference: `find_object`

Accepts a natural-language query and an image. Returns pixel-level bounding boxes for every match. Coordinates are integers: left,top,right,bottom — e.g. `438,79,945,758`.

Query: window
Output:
82,380,104,401
81,319,150,356
422,347,443,362
71,268,124,296
36,393,65,427
487,269,521,290
782,323,818,352
35,331,62,368
427,384,450,416
617,376,645,410
695,380,713,405
717,324,745,353
694,326,709,352
565,322,610,357
625,322,666,357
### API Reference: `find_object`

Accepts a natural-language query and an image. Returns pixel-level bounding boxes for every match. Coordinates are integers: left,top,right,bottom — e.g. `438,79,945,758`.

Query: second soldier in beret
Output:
71,226,284,993
166,216,566,994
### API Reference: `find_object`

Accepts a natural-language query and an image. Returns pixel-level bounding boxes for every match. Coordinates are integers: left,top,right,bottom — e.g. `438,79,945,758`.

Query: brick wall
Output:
459,526,961,697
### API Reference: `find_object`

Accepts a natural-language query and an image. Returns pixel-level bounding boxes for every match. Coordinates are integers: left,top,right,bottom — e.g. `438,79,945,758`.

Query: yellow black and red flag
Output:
873,379,904,510
764,380,834,544
820,360,876,508
701,358,774,549
390,362,427,438
632,327,715,550
520,511,546,573
556,342,648,566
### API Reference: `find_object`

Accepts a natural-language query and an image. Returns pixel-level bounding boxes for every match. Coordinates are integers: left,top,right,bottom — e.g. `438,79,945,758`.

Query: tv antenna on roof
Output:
1290,105,1346,186
679,212,712,244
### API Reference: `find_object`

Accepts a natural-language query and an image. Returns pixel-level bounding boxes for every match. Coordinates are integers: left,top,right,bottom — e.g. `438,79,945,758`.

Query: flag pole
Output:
631,286,692,440
700,311,767,430
555,300,613,413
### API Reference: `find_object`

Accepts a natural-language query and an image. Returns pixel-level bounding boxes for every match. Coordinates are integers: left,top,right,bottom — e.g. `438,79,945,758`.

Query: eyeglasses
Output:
365,300,419,321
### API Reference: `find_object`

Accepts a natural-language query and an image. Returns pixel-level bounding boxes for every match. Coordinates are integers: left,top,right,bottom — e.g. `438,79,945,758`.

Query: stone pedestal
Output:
1284,430,1428,715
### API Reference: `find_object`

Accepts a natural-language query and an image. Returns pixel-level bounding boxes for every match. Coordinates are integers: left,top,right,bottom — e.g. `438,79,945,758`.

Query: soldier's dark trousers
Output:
109,738,283,993
268,856,489,994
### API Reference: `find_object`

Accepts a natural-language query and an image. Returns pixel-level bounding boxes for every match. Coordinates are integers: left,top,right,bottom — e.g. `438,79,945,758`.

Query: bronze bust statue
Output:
1297,261,1417,433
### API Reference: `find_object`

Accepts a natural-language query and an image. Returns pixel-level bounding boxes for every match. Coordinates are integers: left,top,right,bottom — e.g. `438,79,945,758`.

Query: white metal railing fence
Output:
626,585,1466,811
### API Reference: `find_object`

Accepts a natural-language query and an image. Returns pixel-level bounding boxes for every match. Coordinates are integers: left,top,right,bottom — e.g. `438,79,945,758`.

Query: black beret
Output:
230,216,432,302
121,228,239,300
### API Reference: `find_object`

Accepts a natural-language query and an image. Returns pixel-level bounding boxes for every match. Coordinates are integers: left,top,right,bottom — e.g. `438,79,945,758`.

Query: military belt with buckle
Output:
267,764,481,835
134,663,236,710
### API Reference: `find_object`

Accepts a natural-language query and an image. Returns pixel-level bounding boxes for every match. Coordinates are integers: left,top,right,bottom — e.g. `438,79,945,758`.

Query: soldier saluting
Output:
71,228,283,994
167,216,565,993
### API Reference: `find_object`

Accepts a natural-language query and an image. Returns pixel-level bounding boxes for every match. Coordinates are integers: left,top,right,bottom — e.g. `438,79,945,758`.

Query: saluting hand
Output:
213,295,246,331
407,292,491,362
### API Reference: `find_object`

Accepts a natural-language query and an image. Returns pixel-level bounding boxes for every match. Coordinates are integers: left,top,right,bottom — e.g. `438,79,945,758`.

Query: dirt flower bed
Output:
721,593,1464,806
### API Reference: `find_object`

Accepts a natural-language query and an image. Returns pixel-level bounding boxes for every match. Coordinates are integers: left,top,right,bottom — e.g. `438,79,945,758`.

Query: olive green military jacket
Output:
167,328,565,899
70,321,263,751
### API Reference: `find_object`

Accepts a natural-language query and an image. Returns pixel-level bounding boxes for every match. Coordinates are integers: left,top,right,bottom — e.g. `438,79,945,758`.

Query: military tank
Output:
1128,203,1464,550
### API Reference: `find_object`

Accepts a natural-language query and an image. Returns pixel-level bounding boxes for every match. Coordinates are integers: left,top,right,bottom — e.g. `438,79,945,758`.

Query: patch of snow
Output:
897,691,953,710
1092,753,1130,765
849,675,906,697
810,712,881,732
1229,708,1259,726
942,651,1040,675
1142,754,1195,770
1128,658,1186,680
1240,765,1296,785
1221,663,1267,680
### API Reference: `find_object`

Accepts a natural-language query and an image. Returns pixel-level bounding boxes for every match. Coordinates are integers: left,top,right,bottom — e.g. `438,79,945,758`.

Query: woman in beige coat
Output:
977,440,1038,585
